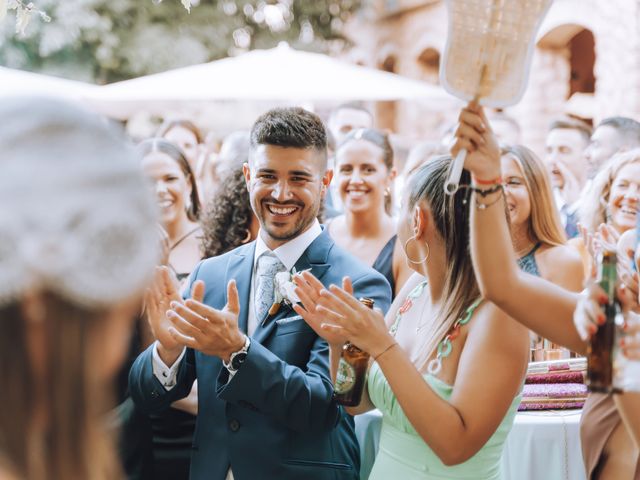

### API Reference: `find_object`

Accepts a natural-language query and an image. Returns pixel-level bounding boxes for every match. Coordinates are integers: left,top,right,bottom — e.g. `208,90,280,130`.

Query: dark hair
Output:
137,138,201,221
599,116,640,147
201,168,254,258
407,156,480,336
157,119,203,144
337,128,394,171
548,117,592,142
250,107,328,167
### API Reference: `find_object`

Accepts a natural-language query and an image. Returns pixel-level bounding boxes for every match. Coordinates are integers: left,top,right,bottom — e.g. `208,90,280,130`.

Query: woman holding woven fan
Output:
293,155,529,479
454,103,640,479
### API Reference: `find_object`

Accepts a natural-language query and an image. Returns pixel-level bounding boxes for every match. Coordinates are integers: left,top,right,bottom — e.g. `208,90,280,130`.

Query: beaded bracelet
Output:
475,191,504,210
472,183,503,198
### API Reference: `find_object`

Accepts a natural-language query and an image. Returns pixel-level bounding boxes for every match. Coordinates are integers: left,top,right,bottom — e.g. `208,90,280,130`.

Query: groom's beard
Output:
257,199,319,242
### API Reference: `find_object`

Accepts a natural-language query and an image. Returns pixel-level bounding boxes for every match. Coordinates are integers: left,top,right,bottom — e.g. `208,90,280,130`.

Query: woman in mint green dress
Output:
293,156,530,479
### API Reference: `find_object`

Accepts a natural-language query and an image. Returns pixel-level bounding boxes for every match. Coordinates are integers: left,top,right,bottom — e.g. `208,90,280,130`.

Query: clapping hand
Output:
292,271,351,347
145,266,185,360
166,279,246,362
293,271,394,358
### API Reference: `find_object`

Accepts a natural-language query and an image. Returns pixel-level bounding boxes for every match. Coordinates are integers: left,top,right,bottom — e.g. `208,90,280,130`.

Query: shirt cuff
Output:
152,342,186,390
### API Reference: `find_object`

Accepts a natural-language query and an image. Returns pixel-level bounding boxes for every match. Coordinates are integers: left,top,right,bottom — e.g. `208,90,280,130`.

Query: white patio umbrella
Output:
0,66,97,99
88,43,453,119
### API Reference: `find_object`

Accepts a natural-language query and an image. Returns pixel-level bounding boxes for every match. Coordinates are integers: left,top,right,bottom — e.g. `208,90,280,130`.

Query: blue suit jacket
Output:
129,230,392,480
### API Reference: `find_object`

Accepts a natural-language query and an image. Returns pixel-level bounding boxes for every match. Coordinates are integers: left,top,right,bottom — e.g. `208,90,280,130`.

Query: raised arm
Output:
454,105,585,353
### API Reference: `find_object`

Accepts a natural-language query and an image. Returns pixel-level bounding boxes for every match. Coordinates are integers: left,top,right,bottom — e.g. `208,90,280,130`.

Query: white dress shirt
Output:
151,219,323,389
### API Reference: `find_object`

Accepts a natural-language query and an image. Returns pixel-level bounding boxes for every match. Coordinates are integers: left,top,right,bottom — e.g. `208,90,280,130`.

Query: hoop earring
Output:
241,229,252,244
403,235,430,264
384,187,391,198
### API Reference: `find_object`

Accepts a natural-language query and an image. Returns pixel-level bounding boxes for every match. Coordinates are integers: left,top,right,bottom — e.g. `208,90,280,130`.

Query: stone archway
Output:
416,46,440,84
537,24,596,100
511,23,597,155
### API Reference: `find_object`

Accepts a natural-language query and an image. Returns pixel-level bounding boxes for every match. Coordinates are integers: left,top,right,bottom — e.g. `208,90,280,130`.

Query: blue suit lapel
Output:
253,231,333,344
226,242,256,334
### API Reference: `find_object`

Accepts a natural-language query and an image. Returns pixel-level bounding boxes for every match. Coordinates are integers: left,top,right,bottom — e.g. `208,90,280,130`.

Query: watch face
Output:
231,352,247,370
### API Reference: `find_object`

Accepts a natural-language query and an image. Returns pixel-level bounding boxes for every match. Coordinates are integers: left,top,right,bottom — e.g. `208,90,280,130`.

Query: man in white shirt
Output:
129,107,392,480
544,118,592,238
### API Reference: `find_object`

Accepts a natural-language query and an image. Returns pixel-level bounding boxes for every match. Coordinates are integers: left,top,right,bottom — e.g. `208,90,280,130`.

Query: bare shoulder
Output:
464,301,529,379
469,300,528,341
537,244,585,291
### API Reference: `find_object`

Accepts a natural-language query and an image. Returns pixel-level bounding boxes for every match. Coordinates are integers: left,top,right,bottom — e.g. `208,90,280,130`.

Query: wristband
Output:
472,175,502,185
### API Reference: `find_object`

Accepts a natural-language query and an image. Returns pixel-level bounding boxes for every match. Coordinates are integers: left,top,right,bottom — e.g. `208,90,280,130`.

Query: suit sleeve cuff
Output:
152,342,186,390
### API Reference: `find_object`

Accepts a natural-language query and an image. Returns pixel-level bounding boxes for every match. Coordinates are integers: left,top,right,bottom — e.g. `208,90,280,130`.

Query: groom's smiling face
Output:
244,144,332,248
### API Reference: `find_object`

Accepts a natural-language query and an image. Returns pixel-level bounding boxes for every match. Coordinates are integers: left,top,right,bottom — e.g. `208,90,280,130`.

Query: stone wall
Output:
342,0,640,156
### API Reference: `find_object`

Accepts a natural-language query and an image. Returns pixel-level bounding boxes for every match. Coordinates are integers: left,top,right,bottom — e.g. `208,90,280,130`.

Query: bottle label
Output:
335,358,356,394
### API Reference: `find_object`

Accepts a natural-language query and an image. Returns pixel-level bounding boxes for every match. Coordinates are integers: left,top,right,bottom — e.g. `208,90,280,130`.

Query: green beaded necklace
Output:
427,299,482,375
388,281,482,376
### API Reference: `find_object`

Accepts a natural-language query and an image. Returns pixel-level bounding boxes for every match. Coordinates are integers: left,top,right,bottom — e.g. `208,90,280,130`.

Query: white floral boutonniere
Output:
269,267,309,316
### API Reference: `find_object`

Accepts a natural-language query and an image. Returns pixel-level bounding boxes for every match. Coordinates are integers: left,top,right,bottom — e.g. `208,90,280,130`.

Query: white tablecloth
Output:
354,409,586,480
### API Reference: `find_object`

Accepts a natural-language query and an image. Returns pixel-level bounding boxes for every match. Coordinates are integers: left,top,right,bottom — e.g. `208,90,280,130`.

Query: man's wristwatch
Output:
223,335,251,373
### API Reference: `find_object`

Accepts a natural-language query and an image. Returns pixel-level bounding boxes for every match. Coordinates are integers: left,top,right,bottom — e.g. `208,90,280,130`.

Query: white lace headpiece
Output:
0,96,159,308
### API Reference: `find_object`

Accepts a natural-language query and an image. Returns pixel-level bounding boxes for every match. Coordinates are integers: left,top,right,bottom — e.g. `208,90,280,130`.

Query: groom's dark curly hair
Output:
250,107,328,168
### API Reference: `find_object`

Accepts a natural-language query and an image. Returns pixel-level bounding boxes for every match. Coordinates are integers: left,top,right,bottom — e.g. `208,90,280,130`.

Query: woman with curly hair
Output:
573,148,640,275
201,131,259,258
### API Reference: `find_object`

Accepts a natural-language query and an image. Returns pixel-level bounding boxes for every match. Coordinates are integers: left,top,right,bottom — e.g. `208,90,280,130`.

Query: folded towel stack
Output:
519,358,588,411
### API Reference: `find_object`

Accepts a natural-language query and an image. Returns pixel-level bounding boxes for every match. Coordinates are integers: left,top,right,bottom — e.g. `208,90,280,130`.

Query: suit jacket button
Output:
229,419,240,432
150,390,159,399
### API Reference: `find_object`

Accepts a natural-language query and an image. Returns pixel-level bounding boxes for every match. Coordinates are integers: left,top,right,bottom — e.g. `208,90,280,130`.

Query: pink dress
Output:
580,393,640,479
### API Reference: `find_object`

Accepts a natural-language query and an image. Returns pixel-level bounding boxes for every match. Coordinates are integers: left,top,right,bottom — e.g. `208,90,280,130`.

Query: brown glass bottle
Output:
587,250,618,393
334,298,374,406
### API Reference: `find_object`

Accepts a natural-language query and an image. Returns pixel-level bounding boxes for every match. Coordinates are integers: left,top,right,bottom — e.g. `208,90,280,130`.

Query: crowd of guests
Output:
1,94,640,480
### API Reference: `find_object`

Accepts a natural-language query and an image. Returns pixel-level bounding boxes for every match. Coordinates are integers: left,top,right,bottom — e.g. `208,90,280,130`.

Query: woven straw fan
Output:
441,0,553,194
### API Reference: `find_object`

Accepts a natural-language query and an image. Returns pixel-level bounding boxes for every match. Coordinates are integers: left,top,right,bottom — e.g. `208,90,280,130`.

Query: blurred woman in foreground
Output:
0,97,158,479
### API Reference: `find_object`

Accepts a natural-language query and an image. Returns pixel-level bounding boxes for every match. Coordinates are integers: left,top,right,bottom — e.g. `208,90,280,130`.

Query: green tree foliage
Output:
0,0,361,83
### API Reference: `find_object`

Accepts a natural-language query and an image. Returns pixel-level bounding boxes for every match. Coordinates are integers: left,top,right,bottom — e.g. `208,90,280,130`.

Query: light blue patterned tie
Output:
254,252,286,322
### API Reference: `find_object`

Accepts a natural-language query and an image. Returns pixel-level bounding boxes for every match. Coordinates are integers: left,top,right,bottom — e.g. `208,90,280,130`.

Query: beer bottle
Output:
587,250,618,393
334,298,374,406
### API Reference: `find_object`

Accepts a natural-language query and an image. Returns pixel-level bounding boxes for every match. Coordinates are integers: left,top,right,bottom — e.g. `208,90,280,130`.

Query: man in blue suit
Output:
129,107,392,480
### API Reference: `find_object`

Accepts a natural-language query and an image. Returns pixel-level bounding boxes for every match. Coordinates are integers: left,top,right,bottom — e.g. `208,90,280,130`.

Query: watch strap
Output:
223,335,251,373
